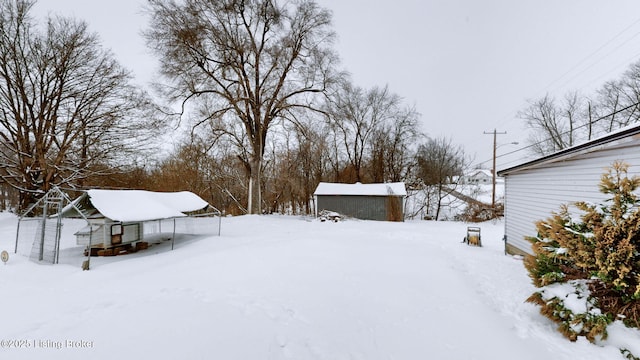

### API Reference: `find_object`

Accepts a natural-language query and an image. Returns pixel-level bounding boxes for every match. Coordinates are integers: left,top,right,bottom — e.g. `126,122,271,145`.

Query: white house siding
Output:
502,137,640,255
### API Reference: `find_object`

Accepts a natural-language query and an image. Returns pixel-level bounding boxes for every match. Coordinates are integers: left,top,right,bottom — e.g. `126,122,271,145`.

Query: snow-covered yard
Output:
0,213,638,359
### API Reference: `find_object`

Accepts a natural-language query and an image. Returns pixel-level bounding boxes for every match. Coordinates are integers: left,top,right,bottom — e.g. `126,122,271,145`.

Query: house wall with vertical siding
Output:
501,137,640,255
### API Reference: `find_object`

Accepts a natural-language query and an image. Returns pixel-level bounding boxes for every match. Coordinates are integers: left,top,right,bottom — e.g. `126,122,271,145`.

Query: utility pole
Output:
483,129,507,208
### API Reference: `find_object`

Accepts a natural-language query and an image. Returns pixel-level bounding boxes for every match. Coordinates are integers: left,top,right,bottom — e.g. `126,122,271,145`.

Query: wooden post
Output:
484,129,507,208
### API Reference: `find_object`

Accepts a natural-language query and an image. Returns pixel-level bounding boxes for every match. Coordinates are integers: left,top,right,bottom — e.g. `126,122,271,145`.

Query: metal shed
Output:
313,182,407,221
497,125,640,256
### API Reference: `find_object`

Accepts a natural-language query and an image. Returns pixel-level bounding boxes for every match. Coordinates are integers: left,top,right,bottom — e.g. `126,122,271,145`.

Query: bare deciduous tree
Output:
520,59,640,158
0,0,161,210
595,80,625,133
518,94,568,156
327,83,411,182
368,104,420,183
612,62,640,125
415,137,466,220
265,118,331,214
145,0,339,214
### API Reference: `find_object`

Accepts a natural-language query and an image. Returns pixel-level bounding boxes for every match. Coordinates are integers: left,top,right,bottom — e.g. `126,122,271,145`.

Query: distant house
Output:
461,169,494,185
313,182,407,221
60,189,218,251
497,125,640,256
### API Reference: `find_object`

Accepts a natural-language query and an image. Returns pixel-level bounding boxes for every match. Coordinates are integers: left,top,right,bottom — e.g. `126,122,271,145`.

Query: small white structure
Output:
61,189,214,250
497,125,640,255
460,169,494,184
313,182,407,221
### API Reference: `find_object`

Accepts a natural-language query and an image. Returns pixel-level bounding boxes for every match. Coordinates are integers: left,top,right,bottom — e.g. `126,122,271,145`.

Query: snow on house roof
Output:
313,182,407,196
62,189,209,222
470,169,493,178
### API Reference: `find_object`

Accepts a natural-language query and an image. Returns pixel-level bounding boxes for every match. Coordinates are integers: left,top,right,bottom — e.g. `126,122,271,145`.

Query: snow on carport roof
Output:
313,182,407,196
73,190,209,222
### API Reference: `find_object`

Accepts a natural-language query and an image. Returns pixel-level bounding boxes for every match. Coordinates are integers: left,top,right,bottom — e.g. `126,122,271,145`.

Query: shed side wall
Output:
504,142,640,255
316,195,403,221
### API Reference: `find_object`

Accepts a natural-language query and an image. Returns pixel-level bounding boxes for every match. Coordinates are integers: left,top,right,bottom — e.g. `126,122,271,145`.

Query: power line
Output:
486,100,640,166
572,48,640,92
541,17,640,95
467,15,640,158
549,29,640,94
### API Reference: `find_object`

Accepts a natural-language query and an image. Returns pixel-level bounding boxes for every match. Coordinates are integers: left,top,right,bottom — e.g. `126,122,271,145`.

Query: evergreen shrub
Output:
525,161,640,345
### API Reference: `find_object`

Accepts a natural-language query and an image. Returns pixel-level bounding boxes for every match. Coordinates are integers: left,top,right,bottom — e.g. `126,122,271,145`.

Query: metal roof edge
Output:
497,124,640,176
313,182,407,196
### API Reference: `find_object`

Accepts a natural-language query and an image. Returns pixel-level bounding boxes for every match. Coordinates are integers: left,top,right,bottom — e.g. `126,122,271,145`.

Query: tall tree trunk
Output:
435,185,442,220
248,157,262,215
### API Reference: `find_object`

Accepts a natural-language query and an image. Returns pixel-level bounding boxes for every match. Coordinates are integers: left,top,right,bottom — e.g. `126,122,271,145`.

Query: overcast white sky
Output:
33,0,640,170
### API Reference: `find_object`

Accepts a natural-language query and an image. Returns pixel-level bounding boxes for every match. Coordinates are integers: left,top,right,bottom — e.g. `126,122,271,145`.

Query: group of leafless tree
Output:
519,61,640,156
0,0,163,210
0,0,469,216
126,79,464,217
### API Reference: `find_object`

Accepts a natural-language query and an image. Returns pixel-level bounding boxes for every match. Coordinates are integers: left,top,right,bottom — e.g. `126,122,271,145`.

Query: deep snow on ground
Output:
0,213,638,359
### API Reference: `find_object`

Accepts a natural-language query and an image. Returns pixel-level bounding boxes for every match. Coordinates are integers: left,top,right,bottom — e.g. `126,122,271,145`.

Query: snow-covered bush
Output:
525,161,640,351
526,280,611,342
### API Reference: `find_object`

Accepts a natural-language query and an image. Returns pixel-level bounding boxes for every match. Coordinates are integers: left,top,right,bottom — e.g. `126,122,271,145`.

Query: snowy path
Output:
0,214,634,359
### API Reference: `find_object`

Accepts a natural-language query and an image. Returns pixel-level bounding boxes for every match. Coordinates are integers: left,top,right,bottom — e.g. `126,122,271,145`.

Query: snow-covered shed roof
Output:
314,182,407,197
61,189,209,222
